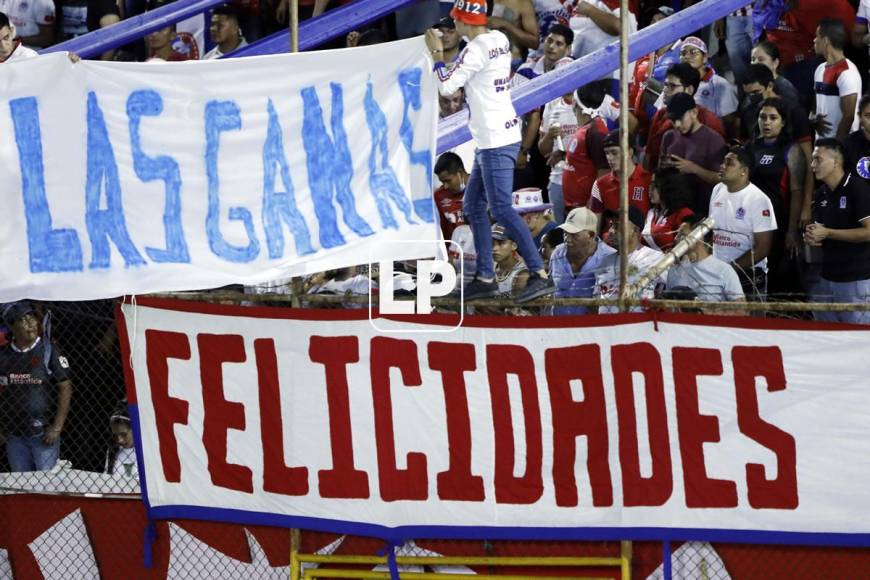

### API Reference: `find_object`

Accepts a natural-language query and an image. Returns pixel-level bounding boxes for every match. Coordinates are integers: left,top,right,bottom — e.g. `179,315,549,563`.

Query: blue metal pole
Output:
436,0,752,153
663,540,673,580
42,0,230,58
228,0,417,57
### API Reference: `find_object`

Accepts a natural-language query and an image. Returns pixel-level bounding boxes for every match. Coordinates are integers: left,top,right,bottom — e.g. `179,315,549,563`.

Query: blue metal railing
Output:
436,0,752,153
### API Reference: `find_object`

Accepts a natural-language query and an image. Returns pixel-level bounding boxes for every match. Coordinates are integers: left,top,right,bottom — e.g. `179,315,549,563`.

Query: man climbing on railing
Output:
425,0,555,304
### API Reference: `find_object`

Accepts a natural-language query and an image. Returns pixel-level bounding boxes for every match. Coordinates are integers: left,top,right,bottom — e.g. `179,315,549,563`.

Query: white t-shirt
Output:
540,96,579,184
696,72,738,117
203,38,248,60
111,447,139,478
434,30,521,150
708,182,777,270
0,0,54,44
595,245,665,313
570,1,636,79
2,41,38,63
813,58,862,139
667,255,745,301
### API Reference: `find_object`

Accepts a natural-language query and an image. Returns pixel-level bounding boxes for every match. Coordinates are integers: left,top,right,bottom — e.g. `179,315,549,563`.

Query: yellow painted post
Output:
290,528,301,580
620,540,632,580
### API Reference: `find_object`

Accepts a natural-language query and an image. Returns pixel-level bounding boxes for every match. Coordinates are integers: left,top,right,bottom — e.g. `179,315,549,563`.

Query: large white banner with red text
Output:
118,299,870,539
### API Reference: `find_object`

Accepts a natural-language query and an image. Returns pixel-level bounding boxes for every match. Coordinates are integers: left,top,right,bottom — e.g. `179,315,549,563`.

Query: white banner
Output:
118,299,870,540
0,39,438,301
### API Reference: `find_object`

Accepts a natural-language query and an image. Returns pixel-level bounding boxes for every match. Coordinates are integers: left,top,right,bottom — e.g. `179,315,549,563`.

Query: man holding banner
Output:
425,0,555,304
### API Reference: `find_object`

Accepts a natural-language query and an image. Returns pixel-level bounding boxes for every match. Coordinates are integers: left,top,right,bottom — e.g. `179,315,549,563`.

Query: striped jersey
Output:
813,58,861,139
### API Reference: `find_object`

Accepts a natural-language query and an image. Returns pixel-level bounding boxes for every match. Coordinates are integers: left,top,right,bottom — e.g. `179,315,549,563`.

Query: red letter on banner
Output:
198,334,253,493
732,346,798,509
672,347,737,508
487,345,543,504
255,338,309,496
428,342,484,501
309,336,370,499
546,344,613,507
371,336,428,501
145,329,191,483
611,343,673,506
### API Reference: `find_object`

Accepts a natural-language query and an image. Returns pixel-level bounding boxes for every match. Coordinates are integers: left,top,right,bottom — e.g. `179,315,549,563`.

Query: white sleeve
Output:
721,262,745,301
718,78,739,117
837,68,861,98
860,0,870,23
434,43,486,96
750,192,778,233
33,0,56,26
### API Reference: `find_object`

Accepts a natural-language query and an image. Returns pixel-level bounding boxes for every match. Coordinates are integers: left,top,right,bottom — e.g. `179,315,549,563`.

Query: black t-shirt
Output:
844,129,870,177
749,138,790,229
812,172,870,282
0,339,71,436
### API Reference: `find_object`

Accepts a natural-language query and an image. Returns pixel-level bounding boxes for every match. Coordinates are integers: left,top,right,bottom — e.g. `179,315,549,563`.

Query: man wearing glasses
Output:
679,36,738,139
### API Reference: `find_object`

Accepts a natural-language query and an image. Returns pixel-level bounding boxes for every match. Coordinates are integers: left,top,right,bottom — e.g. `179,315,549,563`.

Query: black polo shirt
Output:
812,172,870,282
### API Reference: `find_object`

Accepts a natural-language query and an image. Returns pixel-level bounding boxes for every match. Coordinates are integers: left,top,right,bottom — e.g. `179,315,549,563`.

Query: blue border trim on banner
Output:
144,505,870,548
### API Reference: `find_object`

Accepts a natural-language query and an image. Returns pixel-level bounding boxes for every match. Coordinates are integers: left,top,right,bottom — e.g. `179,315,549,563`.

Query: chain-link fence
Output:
1,291,869,578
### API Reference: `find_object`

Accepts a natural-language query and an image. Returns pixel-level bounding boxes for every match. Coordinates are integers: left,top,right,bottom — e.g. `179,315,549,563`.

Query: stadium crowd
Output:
3,0,870,474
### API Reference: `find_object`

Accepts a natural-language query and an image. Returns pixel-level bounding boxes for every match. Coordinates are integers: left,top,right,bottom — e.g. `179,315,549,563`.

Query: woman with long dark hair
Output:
642,167,695,252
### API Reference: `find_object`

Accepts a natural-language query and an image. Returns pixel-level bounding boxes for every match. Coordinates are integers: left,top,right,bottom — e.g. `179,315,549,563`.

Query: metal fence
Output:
1,292,870,578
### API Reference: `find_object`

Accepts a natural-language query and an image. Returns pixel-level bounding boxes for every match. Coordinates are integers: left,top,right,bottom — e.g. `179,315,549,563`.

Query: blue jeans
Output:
6,433,60,471
464,142,544,279
726,14,753,84
813,277,870,325
548,181,565,225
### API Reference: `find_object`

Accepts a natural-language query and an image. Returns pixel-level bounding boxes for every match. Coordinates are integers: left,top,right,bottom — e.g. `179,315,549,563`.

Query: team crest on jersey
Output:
840,196,848,209
735,207,746,220
632,186,644,201
59,356,70,369
759,154,774,165
857,157,870,179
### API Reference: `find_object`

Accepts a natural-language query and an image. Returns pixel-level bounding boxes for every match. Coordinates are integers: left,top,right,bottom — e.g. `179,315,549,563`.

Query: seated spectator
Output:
750,41,800,105
642,167,695,252
203,5,247,59
709,147,778,300
678,36,738,137
105,402,138,478
747,97,807,274
512,187,556,249
448,224,477,287
589,130,652,228
667,214,745,306
595,205,665,313
475,223,530,314
0,12,37,62
562,84,610,213
489,0,539,51
433,16,462,63
145,0,200,61
804,138,870,324
660,92,727,215
812,18,860,141
540,226,564,273
0,302,73,472
549,207,615,315
514,23,572,84
433,152,468,241
844,95,870,173
2,0,53,49
644,62,724,172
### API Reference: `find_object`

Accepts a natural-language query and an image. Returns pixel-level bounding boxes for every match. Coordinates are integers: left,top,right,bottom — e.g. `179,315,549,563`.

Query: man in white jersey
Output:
426,0,554,303
709,147,777,299
0,12,36,62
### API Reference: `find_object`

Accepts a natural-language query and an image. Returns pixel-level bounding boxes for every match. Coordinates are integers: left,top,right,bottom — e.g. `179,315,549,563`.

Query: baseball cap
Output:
680,36,707,54
602,129,621,149
434,16,455,29
451,0,487,26
2,301,35,328
657,6,675,17
559,207,599,234
666,92,696,121
491,223,514,241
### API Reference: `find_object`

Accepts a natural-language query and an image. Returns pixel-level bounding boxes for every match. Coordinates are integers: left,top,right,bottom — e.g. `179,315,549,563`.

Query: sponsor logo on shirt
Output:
9,373,40,385
736,207,746,220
